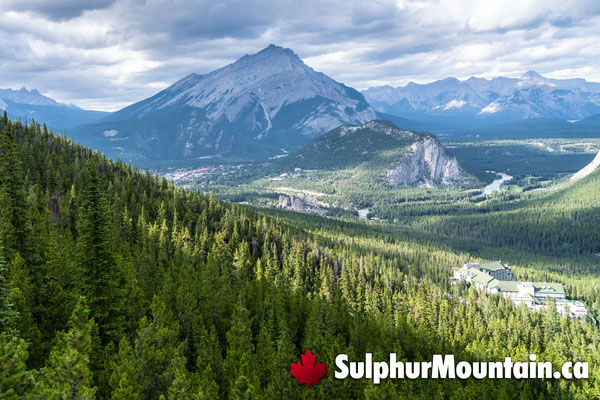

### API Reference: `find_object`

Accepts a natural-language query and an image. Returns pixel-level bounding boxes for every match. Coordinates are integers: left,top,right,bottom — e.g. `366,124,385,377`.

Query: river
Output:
482,173,513,196
358,208,370,220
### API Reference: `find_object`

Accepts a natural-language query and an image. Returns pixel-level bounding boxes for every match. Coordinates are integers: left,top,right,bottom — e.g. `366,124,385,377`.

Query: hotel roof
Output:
479,261,507,272
455,267,565,295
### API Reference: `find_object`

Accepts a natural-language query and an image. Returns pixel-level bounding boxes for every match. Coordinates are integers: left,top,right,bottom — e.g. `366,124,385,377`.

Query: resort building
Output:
452,261,588,319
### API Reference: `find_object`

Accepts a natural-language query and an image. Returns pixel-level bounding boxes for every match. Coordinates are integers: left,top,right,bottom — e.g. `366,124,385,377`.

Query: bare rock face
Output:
387,137,474,186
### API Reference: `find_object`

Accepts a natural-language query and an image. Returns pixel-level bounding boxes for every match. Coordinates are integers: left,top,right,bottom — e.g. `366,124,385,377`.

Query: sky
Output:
2,0,600,111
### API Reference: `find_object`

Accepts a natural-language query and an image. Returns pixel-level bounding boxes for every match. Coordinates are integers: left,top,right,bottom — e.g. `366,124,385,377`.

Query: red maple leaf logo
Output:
290,349,327,389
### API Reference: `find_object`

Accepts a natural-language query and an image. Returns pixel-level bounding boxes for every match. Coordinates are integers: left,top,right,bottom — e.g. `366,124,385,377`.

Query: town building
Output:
452,261,588,319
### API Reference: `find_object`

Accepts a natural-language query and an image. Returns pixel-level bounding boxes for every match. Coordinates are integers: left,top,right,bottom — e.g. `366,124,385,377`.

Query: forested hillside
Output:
1,112,600,399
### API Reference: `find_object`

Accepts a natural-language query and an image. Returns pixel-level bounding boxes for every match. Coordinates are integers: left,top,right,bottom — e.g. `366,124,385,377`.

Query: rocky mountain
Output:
279,120,475,187
69,45,375,164
0,87,108,129
363,71,600,124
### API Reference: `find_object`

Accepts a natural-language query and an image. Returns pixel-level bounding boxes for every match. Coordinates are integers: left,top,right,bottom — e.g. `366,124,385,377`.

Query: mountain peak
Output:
254,44,300,60
521,71,544,81
77,45,375,162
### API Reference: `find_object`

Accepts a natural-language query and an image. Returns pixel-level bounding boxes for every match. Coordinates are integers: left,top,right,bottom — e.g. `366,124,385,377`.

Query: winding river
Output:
482,173,513,196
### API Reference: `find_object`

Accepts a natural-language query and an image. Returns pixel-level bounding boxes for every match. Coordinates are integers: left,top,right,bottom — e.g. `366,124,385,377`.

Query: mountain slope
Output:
279,120,474,187
4,114,598,399
69,45,375,164
571,150,600,181
0,87,108,129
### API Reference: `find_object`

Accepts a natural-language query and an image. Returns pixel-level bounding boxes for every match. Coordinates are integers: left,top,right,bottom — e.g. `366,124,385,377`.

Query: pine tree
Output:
0,332,33,399
165,354,194,400
34,296,97,399
224,300,258,398
0,245,18,338
0,243,33,398
134,297,182,400
76,160,123,345
196,323,223,393
197,365,219,400
233,241,253,282
6,253,43,366
109,337,141,400
0,122,30,259
254,321,275,389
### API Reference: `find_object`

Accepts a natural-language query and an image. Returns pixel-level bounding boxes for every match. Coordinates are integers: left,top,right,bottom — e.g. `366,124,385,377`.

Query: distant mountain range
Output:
68,45,375,163
363,72,600,136
0,87,108,129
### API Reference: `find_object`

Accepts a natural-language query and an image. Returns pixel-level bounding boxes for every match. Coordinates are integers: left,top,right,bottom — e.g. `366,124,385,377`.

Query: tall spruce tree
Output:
76,160,123,345
0,122,30,259
0,244,18,337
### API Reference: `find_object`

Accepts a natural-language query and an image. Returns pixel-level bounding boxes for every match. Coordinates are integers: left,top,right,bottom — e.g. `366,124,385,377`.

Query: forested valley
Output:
2,112,600,399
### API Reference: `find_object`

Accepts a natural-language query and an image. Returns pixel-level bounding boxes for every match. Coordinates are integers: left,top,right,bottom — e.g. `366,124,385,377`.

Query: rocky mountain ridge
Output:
279,120,475,187
0,87,108,129
364,71,600,122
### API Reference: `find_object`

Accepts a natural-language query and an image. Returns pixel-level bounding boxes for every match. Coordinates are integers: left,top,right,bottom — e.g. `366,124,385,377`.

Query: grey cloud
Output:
114,0,283,42
1,0,600,111
3,0,116,21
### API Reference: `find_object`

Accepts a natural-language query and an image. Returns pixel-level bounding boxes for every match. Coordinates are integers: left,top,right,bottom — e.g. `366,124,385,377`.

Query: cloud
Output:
103,129,118,137
1,0,600,111
3,0,116,21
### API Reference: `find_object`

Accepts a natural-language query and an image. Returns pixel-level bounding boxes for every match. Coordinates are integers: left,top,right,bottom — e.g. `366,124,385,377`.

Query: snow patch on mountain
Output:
479,102,502,114
443,99,466,110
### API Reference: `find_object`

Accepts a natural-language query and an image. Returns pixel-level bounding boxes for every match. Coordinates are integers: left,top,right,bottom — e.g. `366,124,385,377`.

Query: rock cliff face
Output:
387,136,473,186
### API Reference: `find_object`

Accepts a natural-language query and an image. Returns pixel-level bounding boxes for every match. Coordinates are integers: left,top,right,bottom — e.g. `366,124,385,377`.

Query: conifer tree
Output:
134,298,182,400
0,243,33,399
0,245,18,337
0,123,30,259
196,324,223,392
109,337,141,400
35,296,97,399
224,300,258,398
254,321,275,390
76,160,123,344
165,354,194,400
0,333,33,399
197,366,219,400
